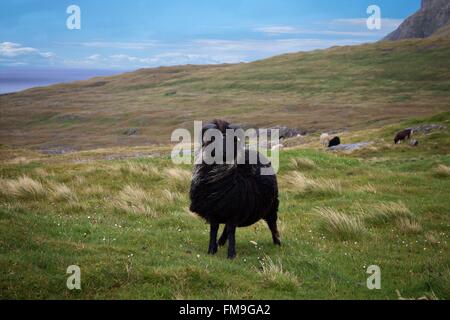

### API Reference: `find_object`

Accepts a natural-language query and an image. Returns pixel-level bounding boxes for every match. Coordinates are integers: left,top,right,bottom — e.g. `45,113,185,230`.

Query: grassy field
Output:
1,38,450,150
1,112,449,299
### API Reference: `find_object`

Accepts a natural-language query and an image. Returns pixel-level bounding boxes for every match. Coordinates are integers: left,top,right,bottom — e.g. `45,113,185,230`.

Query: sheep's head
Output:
200,119,243,164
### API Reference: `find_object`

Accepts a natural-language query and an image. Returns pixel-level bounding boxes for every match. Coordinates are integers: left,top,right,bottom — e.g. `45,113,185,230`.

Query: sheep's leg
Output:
226,224,237,259
266,216,281,246
208,223,219,255
218,225,228,246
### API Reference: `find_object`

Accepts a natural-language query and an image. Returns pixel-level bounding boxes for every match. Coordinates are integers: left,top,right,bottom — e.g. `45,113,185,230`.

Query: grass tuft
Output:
290,157,316,170
0,176,46,199
49,182,78,202
365,201,413,225
314,207,366,240
164,167,191,182
285,171,342,195
396,218,422,234
434,164,450,178
258,255,299,286
113,184,156,216
120,162,161,176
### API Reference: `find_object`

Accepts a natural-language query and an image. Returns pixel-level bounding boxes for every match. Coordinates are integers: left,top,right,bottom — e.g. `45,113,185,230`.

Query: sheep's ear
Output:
202,123,216,132
228,124,242,130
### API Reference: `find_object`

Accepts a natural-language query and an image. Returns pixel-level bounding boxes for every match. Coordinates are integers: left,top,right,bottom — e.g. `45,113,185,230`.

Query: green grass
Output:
0,112,449,299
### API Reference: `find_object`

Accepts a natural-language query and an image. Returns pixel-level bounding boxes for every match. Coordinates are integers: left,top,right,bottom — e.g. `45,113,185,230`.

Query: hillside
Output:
384,0,450,41
1,38,450,151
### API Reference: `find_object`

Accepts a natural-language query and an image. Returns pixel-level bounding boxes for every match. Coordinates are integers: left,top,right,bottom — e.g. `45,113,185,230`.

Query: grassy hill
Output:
1,38,449,151
432,23,450,38
0,111,449,299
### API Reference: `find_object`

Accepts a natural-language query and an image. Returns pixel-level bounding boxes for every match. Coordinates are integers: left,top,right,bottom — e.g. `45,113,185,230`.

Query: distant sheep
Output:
328,136,341,148
394,129,413,144
320,133,331,147
410,139,419,146
189,120,280,259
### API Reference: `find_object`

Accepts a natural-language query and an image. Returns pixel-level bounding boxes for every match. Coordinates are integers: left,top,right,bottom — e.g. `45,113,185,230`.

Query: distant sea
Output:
0,68,125,94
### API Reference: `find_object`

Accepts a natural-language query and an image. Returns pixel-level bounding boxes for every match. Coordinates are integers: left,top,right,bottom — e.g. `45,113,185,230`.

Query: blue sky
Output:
0,0,420,70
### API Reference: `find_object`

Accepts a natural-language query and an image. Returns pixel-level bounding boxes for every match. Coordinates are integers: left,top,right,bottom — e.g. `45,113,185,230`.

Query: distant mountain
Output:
384,0,450,40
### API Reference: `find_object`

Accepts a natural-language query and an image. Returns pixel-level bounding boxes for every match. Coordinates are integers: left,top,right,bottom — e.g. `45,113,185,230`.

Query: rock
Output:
40,147,75,155
123,128,139,136
411,124,447,134
328,142,370,152
384,0,450,41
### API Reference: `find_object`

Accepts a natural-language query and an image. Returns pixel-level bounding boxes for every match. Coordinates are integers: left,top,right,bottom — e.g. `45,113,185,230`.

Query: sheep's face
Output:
200,120,243,164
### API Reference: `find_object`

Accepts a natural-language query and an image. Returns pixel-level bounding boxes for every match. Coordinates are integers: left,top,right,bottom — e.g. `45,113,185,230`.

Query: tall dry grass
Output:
119,162,161,177
365,201,413,225
290,158,316,170
49,182,78,202
434,164,450,178
284,171,342,195
113,184,156,216
258,255,299,286
163,167,191,191
164,167,191,182
396,218,422,234
161,189,184,202
314,207,366,240
0,176,46,199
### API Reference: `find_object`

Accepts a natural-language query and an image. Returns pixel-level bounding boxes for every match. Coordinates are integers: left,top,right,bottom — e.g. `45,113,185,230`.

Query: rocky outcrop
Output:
384,0,450,40
410,123,447,134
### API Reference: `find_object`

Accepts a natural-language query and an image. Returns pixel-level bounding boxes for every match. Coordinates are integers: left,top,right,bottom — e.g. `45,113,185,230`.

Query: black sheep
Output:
189,120,280,259
394,129,413,144
328,136,341,148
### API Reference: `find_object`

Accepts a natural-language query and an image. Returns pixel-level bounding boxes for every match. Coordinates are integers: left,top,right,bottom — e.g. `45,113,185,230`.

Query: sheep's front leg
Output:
208,223,219,255
226,224,237,259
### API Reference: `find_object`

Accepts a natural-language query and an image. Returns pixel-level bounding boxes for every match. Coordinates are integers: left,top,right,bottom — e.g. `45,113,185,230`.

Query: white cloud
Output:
40,52,55,58
0,42,55,60
87,54,102,61
79,41,159,49
253,25,392,37
254,18,403,38
0,42,38,57
253,26,299,35
192,38,363,55
331,18,403,29
76,38,365,69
